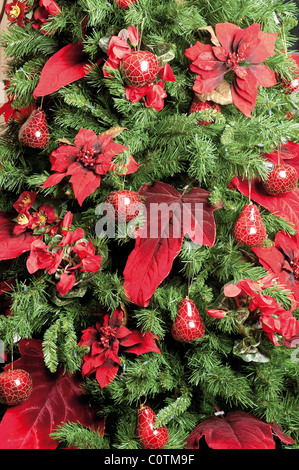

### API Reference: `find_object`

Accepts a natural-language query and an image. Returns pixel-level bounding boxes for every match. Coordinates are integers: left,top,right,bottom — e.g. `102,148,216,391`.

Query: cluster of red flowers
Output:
206,274,299,346
5,0,60,33
104,26,176,111
12,191,102,297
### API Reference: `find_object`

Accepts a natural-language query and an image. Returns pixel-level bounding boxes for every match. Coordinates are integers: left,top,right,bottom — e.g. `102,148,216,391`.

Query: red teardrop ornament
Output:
171,298,205,343
18,109,49,149
233,203,267,247
136,405,169,449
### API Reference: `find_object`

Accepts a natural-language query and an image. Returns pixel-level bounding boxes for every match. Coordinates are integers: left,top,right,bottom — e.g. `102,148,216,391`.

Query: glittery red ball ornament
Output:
114,0,137,8
189,98,221,125
0,369,33,406
171,298,205,343
105,190,143,221
262,163,298,196
18,109,49,149
121,51,159,88
136,405,169,449
233,203,267,247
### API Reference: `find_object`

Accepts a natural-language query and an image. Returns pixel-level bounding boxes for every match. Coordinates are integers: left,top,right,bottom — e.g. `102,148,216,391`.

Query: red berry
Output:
105,190,143,221
171,298,205,343
233,203,267,247
114,0,137,8
18,109,49,149
0,369,32,406
189,98,221,125
262,163,297,196
121,51,159,88
136,405,169,449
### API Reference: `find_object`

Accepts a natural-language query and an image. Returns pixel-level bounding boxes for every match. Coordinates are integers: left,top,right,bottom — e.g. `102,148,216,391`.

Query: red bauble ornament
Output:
105,190,143,221
0,369,33,406
136,405,169,449
189,98,221,126
262,163,298,196
121,51,159,87
233,203,267,247
114,0,137,8
18,109,49,149
281,76,299,94
171,298,205,342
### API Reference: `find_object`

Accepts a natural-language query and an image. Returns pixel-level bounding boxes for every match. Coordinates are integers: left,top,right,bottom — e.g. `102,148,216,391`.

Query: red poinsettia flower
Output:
79,307,161,388
5,0,26,27
185,22,278,117
252,231,299,302
41,128,132,206
126,80,168,111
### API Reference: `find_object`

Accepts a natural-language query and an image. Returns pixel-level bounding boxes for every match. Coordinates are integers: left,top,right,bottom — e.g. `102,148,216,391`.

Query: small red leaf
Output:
0,339,104,449
0,212,36,261
186,411,294,449
33,42,99,98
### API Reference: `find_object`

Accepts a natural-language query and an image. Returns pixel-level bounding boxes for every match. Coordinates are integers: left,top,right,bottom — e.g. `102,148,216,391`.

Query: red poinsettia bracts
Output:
185,22,278,117
41,128,136,206
5,1,26,27
206,274,299,345
103,27,176,111
79,307,161,388
252,231,299,302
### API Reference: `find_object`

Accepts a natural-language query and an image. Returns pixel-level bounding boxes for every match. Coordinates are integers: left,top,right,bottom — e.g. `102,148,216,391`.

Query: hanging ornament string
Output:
138,13,147,51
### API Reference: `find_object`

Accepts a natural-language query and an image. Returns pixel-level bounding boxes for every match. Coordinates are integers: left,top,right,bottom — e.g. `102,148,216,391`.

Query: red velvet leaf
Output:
0,339,104,449
123,182,222,307
33,42,96,98
185,411,294,449
0,212,36,261
230,176,299,233
120,330,161,356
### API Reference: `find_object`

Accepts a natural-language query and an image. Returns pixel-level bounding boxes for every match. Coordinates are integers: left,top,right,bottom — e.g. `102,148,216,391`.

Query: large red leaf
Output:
0,339,104,449
123,182,222,307
33,42,101,98
185,411,294,449
0,212,36,261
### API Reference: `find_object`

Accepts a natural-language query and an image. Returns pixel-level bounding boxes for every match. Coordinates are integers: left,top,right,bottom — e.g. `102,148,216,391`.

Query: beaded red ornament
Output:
136,405,169,449
262,163,298,196
171,298,205,343
189,98,221,125
233,203,267,247
18,109,49,149
0,369,33,406
121,51,159,87
105,190,143,221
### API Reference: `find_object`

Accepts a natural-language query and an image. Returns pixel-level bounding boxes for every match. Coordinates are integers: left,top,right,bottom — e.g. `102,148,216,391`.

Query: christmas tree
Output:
0,0,298,450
